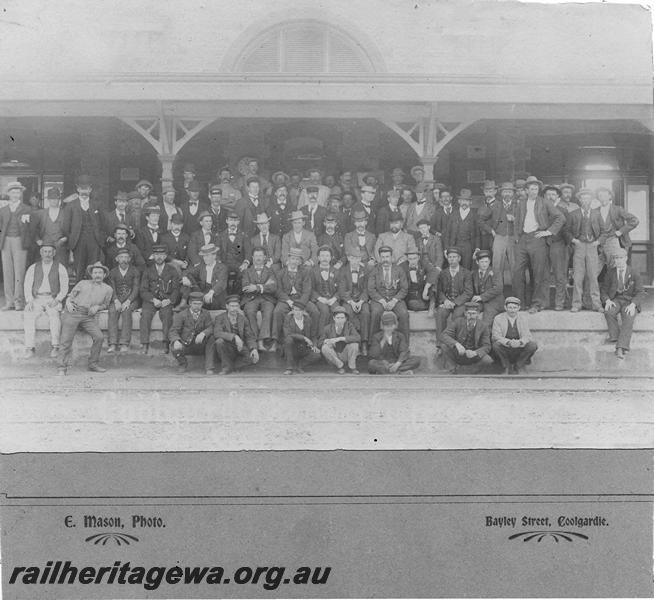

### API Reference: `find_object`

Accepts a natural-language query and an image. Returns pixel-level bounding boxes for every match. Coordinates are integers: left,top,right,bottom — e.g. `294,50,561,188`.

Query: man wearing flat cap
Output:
62,176,105,284
31,187,68,266
281,210,319,267
187,211,220,268
368,311,421,375
600,247,645,359
338,247,371,355
105,224,146,272
440,301,493,374
319,305,361,374
281,299,321,374
512,175,566,313
374,212,418,265
169,291,216,375
492,297,538,374
213,294,259,375
182,243,228,310
445,188,480,270
23,243,69,358
106,247,141,353
471,249,504,326
434,246,473,353
368,245,410,340
56,261,113,375
139,244,181,355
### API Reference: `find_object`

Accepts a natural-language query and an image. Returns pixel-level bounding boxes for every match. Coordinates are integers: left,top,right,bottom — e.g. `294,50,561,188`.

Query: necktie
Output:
446,208,451,215
119,213,125,223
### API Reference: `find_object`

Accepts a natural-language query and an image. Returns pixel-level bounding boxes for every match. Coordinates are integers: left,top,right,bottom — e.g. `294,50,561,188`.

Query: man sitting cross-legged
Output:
213,294,260,375
282,300,321,375
319,305,361,374
491,296,539,374
440,301,493,374
368,311,421,375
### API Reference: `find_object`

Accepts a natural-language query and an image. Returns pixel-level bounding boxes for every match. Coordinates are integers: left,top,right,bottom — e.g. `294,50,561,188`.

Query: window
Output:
236,21,374,74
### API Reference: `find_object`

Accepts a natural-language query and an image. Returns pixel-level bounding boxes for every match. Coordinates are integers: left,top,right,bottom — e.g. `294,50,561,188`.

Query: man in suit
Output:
242,246,277,351
154,187,184,233
337,191,357,234
250,212,281,271
512,175,566,313
368,245,410,341
405,188,437,237
434,246,473,352
374,213,418,265
317,213,345,269
187,212,219,268
543,185,574,311
415,219,443,273
102,191,133,246
281,210,318,268
596,187,638,270
302,186,328,237
207,184,228,234
268,184,295,237
338,247,371,355
403,249,436,311
600,247,646,359
105,224,146,272
430,188,456,250
213,295,259,375
180,180,207,234
351,185,378,234
139,244,181,355
63,176,104,284
445,188,480,270
440,301,493,373
237,177,269,237
568,188,604,312
319,305,361,374
272,247,318,346
375,190,403,236
296,167,330,209
106,247,141,353
31,187,68,265
182,243,228,310
310,246,340,335
470,250,504,325
281,300,321,374
492,296,539,374
135,205,163,265
368,311,421,374
160,213,190,274
343,210,376,271
478,180,498,252
218,211,251,296
478,181,517,284
169,291,216,375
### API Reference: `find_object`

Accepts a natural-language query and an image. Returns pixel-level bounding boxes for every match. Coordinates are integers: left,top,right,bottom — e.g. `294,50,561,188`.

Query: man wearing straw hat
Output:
281,210,318,267
250,212,282,271
56,261,113,375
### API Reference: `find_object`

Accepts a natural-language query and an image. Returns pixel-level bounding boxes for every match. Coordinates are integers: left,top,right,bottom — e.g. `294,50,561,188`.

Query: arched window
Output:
235,21,376,74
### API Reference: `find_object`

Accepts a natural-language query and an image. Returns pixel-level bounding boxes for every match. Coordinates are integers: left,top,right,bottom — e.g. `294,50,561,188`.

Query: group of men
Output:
1,162,645,375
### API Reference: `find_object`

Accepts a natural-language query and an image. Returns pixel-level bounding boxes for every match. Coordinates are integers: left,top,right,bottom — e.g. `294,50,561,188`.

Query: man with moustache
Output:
281,211,318,268
310,246,340,334
180,180,207,234
218,211,251,296
415,219,443,273
105,224,146,272
250,212,282,271
31,187,68,265
182,243,228,311
102,191,132,246
479,181,517,284
317,213,345,269
319,305,361,374
470,249,504,326
161,213,191,275
237,177,269,237
207,184,228,234
187,211,219,268
242,246,277,351
492,297,539,374
445,188,480,270
405,186,436,238
440,301,493,374
430,188,456,243
213,295,259,375
374,213,418,265
351,184,378,234
338,247,371,356
135,205,163,266
269,184,295,237
375,189,403,236
106,247,141,353
403,249,436,312
343,210,377,271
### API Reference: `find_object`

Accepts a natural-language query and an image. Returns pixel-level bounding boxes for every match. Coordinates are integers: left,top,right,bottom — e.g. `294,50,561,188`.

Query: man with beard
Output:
56,261,112,375
139,244,181,355
297,167,330,209
269,184,295,237
106,247,140,353
343,210,376,271
106,224,146,271
374,213,417,265
207,184,228,234
368,245,410,340
338,247,371,355
170,291,216,375
440,301,493,374
242,246,277,351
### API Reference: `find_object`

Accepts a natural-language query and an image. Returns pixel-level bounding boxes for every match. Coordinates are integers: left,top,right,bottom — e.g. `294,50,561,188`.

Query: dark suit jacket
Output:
169,308,214,344
241,265,277,303
218,230,251,269
135,226,163,263
208,208,228,235
102,208,135,243
180,200,209,234
436,267,473,306
416,233,444,271
369,330,410,363
282,311,314,343
351,202,377,234
268,203,294,237
441,317,491,357
160,231,191,263
30,207,66,247
250,232,282,265
471,268,504,307
275,267,312,304
430,206,456,237
187,229,220,267
338,266,369,302
343,230,376,263
236,196,270,238
568,207,602,242
367,263,408,302
213,312,256,350
302,205,328,237
187,261,229,300
317,232,345,264
602,205,639,248
446,208,481,249
514,196,566,240
140,263,181,304
310,265,339,301
600,266,646,310
107,265,141,303
318,321,361,349
63,199,104,250
105,242,146,271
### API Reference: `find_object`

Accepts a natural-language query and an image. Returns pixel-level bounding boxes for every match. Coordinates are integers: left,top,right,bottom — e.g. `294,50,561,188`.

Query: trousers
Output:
368,355,421,374
2,236,27,308
272,301,320,341
243,297,275,341
107,303,135,346
172,336,216,370
57,310,104,368
140,302,174,343
342,302,371,343
72,232,102,283
434,304,465,347
513,234,549,309
283,338,321,369
215,338,256,370
23,295,61,348
604,297,638,350
548,239,569,309
571,241,601,310
321,342,359,369
491,234,515,286
492,341,538,368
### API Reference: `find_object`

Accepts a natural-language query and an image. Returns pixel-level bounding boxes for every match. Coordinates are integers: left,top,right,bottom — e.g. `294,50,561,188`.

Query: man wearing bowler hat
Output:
368,311,421,374
251,212,282,271
440,301,493,374
213,294,259,375
139,244,181,355
182,243,228,310
106,247,141,353
31,187,68,265
56,261,113,375
600,247,645,359
169,291,216,375
492,296,539,374
471,249,504,326
281,210,319,267
434,246,473,353
368,245,410,340
281,299,321,375
23,242,69,358
512,175,566,313
319,305,361,374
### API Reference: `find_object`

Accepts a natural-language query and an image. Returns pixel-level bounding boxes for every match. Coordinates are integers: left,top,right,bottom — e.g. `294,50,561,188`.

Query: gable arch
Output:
221,10,387,74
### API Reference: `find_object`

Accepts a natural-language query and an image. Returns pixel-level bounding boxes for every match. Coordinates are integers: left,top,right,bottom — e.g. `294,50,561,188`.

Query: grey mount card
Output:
1,450,652,598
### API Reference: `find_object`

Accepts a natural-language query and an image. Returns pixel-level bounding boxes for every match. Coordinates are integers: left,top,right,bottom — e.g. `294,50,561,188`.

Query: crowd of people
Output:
0,159,646,376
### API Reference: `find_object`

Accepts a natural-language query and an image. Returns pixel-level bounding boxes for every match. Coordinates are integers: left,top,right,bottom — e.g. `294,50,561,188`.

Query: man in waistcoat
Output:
106,247,141,353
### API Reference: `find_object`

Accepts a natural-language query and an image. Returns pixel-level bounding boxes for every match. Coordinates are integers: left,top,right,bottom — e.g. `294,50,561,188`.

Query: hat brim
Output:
86,265,109,277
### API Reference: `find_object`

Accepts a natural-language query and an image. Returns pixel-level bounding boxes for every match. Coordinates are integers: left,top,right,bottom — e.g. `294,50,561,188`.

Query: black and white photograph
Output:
0,0,653,597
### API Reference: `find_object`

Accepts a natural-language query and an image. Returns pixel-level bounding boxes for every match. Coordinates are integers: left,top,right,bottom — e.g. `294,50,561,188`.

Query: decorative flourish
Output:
509,530,589,543
85,532,139,546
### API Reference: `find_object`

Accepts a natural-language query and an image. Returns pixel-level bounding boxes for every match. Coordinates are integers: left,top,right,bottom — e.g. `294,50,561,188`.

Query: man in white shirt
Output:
23,243,69,358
